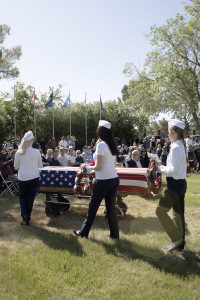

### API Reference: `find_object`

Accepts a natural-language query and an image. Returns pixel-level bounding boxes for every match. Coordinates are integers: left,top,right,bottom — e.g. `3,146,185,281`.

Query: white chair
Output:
0,171,19,198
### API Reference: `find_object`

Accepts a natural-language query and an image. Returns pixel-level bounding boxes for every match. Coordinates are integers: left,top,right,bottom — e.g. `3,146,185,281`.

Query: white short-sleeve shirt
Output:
14,147,43,181
93,141,118,180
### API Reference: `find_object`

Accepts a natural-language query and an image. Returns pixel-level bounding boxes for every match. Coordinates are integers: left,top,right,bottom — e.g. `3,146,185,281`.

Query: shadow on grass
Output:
91,237,200,278
119,214,164,234
47,209,164,236
28,224,85,257
0,194,18,210
0,196,18,225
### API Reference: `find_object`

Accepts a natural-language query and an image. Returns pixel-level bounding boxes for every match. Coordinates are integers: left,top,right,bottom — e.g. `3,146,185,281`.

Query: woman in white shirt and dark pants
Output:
74,120,120,239
14,131,43,225
156,119,187,251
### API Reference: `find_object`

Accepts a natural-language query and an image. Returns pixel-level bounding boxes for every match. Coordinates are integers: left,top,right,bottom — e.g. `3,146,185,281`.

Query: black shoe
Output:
176,243,185,251
73,230,87,238
21,220,30,226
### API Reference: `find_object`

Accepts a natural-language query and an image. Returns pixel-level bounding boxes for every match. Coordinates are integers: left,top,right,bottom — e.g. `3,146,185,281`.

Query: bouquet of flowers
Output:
73,163,95,195
147,157,162,196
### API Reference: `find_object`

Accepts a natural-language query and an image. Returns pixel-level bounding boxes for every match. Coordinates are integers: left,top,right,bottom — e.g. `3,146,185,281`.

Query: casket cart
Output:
39,166,162,217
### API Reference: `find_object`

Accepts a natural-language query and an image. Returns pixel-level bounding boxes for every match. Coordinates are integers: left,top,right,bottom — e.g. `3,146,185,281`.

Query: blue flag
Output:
100,95,103,114
45,92,54,109
62,93,70,109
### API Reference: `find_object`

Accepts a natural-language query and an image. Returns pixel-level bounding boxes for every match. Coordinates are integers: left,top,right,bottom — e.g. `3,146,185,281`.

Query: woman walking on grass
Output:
14,131,43,225
73,120,120,239
156,119,187,252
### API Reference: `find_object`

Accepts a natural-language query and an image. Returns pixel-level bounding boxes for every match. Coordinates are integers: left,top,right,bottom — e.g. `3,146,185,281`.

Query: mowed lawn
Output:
0,174,199,299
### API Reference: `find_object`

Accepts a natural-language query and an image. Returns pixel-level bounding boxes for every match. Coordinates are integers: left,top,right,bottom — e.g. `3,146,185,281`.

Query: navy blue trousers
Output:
81,177,120,238
19,177,39,223
156,177,187,243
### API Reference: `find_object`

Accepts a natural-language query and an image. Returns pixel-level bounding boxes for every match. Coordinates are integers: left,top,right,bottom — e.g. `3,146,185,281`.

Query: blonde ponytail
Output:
18,138,33,155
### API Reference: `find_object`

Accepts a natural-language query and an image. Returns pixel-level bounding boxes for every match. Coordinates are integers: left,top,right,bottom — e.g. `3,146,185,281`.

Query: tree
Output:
123,0,200,132
121,84,130,102
0,83,149,146
0,83,63,142
0,83,35,139
148,118,169,137
0,24,22,80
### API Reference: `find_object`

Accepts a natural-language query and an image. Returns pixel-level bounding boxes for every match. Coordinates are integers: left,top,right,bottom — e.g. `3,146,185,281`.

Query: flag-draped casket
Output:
39,166,153,198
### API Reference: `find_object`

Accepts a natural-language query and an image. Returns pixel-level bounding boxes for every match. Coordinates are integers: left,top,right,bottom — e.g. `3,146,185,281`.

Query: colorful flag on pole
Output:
62,93,70,109
29,91,36,105
100,94,103,114
45,92,54,109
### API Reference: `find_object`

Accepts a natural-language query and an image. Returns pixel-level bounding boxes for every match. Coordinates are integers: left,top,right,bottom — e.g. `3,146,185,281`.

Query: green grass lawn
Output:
0,174,199,299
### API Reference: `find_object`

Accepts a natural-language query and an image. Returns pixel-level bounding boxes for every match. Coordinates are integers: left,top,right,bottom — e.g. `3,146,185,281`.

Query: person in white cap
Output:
73,120,120,239
156,119,187,251
14,131,43,225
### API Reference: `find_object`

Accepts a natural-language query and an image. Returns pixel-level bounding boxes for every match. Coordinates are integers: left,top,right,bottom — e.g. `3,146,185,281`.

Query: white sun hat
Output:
98,120,111,129
168,119,185,130
23,131,34,141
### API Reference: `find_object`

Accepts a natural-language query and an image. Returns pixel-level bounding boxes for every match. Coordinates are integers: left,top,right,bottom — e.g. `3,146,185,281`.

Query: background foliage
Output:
0,82,149,147
1,1,200,147
123,0,200,133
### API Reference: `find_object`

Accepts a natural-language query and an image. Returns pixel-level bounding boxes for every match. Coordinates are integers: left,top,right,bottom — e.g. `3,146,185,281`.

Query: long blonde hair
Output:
18,138,33,155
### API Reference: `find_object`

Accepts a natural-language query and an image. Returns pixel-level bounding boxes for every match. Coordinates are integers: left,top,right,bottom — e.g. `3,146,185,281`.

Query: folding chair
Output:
0,171,19,198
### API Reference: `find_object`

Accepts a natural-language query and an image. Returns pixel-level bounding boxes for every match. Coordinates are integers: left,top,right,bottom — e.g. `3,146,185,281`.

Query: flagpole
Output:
100,93,102,120
14,85,17,140
85,92,88,146
34,88,37,137
69,90,72,136
52,105,55,139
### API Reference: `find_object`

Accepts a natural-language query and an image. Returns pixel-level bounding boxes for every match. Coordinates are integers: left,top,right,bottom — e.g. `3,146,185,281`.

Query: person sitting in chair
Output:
49,151,61,166
126,150,143,168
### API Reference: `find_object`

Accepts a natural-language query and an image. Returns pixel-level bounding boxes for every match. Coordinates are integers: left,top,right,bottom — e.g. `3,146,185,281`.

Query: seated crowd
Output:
1,134,200,188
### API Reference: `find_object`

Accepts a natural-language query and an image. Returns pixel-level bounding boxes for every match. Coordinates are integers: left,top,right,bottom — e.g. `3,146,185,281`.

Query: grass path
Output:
0,174,199,299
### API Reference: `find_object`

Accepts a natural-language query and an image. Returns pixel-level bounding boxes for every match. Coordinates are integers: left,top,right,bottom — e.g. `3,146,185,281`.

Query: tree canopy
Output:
0,82,149,146
123,0,200,132
0,24,22,80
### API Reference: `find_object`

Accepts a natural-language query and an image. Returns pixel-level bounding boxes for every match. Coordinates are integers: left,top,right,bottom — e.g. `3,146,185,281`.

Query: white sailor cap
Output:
23,131,34,141
168,119,185,130
98,120,111,129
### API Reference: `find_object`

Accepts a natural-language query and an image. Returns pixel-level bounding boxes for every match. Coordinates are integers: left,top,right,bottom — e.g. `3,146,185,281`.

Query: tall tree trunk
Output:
192,112,200,133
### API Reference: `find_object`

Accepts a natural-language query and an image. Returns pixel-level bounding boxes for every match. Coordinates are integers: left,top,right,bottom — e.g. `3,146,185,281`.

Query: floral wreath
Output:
73,163,95,195
73,160,162,196
147,158,162,196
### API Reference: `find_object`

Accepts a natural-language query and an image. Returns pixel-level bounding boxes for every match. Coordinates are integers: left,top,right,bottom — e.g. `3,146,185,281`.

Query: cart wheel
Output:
104,206,125,217
45,194,61,217
45,202,60,216
58,198,70,212
115,206,124,217
118,202,128,214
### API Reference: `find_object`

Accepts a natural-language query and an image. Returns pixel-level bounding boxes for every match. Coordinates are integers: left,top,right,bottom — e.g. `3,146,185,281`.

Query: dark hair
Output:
170,126,186,150
96,126,119,156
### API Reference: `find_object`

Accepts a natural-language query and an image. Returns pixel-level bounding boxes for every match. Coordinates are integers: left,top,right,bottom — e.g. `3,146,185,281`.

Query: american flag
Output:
39,167,77,190
39,166,150,198
116,168,150,198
